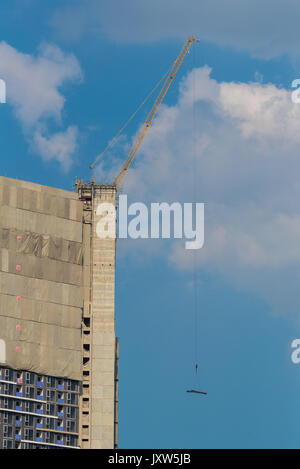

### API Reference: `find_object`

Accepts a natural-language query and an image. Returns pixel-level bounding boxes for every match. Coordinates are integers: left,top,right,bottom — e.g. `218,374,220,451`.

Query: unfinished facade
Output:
0,177,118,449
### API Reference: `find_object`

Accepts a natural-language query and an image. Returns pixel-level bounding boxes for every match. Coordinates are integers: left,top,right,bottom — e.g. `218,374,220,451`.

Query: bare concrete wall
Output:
0,177,119,448
0,177,83,380
90,187,117,449
78,184,117,449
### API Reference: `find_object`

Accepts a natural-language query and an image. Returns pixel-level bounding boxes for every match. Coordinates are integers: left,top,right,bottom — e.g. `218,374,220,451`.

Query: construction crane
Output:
89,36,196,189
88,36,207,397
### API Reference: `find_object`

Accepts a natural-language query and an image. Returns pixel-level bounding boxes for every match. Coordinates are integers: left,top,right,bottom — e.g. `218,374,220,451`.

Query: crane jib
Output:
111,36,196,189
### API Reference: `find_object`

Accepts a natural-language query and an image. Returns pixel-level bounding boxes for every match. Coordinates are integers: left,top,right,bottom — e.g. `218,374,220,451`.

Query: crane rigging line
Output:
114,38,196,189
192,40,199,377
89,62,174,170
88,36,196,193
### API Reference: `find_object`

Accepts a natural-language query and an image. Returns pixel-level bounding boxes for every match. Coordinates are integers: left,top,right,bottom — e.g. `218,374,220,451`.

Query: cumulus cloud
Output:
52,0,300,59
95,66,300,316
0,41,82,167
33,125,78,170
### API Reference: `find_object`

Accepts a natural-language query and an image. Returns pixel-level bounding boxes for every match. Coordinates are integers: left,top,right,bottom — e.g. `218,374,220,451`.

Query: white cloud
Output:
33,126,78,171
96,66,300,316
52,0,300,59
0,41,82,167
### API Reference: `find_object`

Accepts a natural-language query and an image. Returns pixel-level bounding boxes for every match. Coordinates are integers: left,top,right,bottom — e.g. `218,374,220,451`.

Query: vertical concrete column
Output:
90,186,117,449
80,207,93,449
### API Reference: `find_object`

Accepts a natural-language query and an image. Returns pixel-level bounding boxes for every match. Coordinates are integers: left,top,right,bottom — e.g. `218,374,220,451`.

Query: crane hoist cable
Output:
89,36,196,187
187,41,207,396
192,40,198,377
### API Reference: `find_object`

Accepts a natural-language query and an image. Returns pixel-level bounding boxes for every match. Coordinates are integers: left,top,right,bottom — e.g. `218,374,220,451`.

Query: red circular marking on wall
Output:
16,265,21,271
17,296,21,302
17,236,22,241
15,347,20,352
16,325,21,331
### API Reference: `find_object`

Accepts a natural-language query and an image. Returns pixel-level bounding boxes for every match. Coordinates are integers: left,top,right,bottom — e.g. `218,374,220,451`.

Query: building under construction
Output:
0,36,197,450
0,176,119,449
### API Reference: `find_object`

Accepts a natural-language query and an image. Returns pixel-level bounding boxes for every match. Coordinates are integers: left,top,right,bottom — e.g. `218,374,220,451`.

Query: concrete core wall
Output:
78,183,118,450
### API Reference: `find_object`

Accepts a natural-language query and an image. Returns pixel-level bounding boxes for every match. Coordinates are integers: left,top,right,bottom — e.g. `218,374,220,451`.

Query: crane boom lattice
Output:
113,36,195,189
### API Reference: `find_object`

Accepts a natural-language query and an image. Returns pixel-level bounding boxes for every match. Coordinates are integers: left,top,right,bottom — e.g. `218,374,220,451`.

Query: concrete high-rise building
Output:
0,177,119,449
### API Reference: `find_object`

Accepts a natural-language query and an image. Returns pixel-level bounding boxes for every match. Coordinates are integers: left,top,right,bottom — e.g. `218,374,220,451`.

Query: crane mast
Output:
113,36,195,189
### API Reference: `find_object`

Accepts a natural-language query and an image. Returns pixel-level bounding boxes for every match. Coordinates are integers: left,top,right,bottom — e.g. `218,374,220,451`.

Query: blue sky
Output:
1,0,300,448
